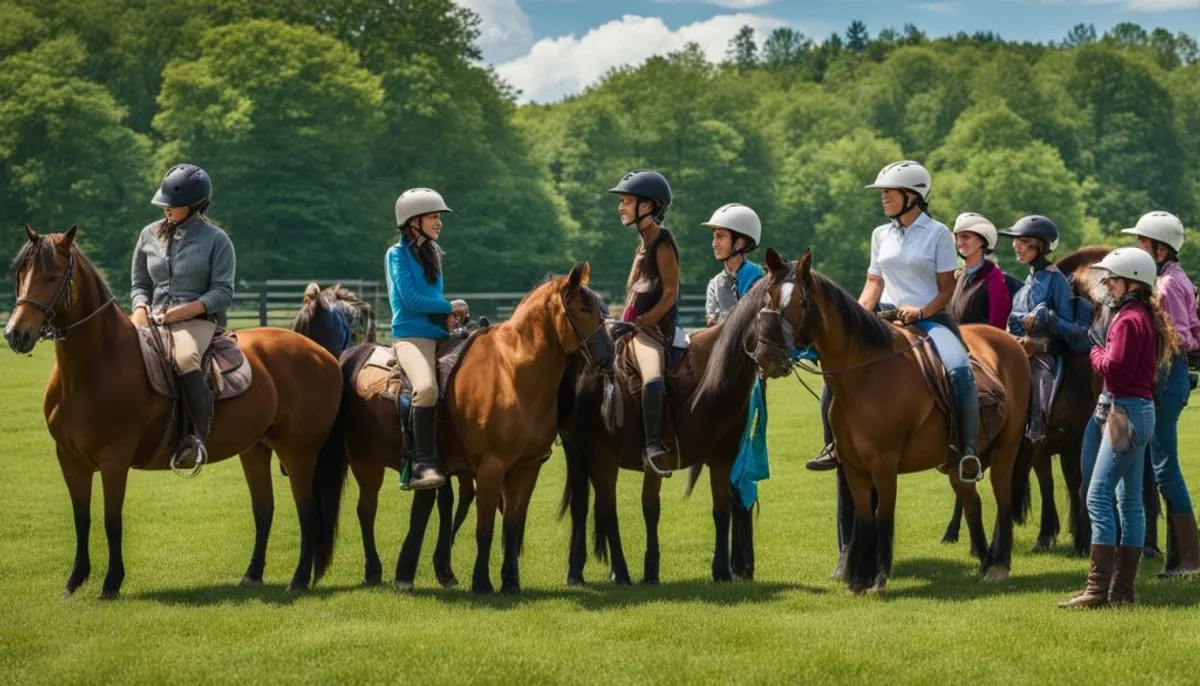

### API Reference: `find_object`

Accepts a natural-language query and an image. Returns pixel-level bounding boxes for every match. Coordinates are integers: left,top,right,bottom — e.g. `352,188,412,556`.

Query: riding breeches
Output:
169,318,217,375
631,331,665,384
394,337,438,408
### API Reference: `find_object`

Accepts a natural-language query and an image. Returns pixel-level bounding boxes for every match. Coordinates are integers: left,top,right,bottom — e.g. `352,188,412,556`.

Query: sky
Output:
455,0,1200,103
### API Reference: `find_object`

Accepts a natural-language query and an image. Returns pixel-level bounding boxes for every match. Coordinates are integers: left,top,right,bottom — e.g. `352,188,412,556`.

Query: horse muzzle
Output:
4,324,36,354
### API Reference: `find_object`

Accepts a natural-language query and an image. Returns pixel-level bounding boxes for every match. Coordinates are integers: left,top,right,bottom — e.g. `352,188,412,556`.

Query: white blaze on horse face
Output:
779,283,795,311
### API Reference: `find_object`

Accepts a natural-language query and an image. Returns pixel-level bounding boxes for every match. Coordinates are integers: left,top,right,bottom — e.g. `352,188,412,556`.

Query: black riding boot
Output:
1028,353,1055,443
177,370,212,472
641,379,670,475
807,385,838,471
408,405,446,491
948,365,981,481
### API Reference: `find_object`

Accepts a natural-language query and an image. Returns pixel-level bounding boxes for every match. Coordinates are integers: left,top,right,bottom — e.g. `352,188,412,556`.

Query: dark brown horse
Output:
341,265,613,593
753,248,1031,593
557,277,770,586
940,247,1132,557
4,226,349,599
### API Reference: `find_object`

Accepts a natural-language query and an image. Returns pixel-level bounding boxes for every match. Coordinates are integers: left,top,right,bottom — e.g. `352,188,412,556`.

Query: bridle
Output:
560,289,609,370
13,247,115,341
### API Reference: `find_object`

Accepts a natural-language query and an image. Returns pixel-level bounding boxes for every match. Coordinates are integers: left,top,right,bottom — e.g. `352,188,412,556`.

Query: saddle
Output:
357,330,479,405
908,331,1008,468
607,320,694,471
136,325,252,401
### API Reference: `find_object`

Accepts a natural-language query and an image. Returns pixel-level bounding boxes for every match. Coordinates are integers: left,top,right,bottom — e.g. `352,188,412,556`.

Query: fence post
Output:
258,289,268,327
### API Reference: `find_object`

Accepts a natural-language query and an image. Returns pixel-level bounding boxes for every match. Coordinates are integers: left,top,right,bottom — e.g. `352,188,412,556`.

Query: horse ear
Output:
580,262,591,287
567,263,584,291
63,225,78,246
765,248,787,274
798,248,813,282
25,224,37,242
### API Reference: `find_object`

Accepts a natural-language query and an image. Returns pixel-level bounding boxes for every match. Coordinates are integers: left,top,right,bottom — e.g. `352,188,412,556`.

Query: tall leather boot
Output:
641,379,670,475
1058,544,1116,608
177,370,212,472
948,365,981,481
1160,512,1200,578
408,405,446,491
1027,355,1055,443
1108,545,1143,606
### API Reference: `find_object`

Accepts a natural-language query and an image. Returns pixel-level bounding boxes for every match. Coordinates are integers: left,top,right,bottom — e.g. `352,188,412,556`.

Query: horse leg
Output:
564,435,591,586
1062,439,1089,557
985,446,1017,582
433,480,459,587
595,455,631,586
394,489,437,590
238,444,275,586
950,478,989,574
281,453,317,592
869,466,899,594
500,462,542,594
730,486,755,581
709,464,733,583
1142,449,1162,559
472,458,506,593
57,448,92,598
1032,449,1060,552
98,463,129,599
941,497,963,545
348,453,385,586
842,465,878,594
641,472,663,585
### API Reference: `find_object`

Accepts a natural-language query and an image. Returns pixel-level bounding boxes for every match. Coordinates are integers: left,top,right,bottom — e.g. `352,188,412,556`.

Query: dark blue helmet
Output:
607,169,672,211
998,215,1059,251
151,164,212,208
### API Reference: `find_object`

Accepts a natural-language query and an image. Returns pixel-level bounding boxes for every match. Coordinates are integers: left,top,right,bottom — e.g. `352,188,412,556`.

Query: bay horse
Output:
341,265,613,593
4,226,349,599
753,248,1031,593
557,277,771,586
290,281,471,587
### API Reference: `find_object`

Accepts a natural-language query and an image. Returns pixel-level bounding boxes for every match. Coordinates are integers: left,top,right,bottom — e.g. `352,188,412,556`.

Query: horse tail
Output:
683,462,704,498
451,475,474,543
310,344,359,582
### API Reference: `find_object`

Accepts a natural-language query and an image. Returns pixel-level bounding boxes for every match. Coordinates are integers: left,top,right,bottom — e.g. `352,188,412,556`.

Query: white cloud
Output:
911,2,957,14
1115,0,1199,9
456,0,535,63
495,13,804,103
652,0,780,8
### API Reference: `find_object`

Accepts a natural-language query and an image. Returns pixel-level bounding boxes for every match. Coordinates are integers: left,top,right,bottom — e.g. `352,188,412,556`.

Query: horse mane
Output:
810,269,895,348
1056,245,1111,300
689,276,770,411
291,282,376,342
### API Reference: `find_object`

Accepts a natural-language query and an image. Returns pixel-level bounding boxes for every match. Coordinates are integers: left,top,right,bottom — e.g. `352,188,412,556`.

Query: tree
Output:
1104,22,1148,49
761,28,808,70
153,20,386,279
1062,23,1096,48
726,25,758,71
846,21,869,54
904,23,927,46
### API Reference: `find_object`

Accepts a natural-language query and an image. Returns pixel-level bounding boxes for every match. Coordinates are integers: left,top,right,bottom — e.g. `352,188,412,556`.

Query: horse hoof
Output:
286,582,309,594
1143,547,1161,561
472,580,495,594
1032,539,1055,553
438,575,459,589
640,576,660,586
61,587,79,600
566,575,586,587
612,574,632,586
983,566,1010,583
393,580,415,592
733,571,755,582
712,570,733,583
99,589,120,601
239,575,263,587
941,534,959,545
500,583,521,595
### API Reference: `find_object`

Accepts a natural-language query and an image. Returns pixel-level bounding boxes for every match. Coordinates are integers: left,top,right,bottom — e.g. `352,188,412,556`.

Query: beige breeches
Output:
631,331,664,384
394,337,438,407
169,318,217,374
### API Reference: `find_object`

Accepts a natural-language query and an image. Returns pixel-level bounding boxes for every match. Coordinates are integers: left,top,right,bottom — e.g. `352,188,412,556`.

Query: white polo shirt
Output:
868,213,957,308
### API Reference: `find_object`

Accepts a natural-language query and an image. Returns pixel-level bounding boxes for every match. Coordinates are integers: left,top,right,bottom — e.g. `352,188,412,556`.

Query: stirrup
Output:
170,438,206,479
643,449,673,478
957,455,984,483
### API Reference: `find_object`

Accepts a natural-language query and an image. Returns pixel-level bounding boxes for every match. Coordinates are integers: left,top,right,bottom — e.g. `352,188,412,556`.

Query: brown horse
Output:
4,226,348,599
753,248,1031,593
341,265,613,593
557,277,770,586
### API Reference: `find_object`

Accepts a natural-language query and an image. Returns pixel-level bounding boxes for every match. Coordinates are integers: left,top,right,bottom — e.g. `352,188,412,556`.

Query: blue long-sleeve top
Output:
1008,265,1084,342
386,239,453,340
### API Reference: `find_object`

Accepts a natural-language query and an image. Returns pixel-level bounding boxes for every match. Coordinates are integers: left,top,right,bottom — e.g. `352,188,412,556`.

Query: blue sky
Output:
459,0,1200,102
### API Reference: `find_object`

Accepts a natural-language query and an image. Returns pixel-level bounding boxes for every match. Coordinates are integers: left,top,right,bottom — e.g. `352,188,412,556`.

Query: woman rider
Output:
948,212,1012,329
609,169,680,476
386,187,467,491
131,164,235,475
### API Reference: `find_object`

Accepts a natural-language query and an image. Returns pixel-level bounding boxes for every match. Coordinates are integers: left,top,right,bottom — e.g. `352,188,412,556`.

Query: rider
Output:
131,164,235,473
1122,211,1200,577
999,215,1087,444
948,212,1012,329
386,187,467,491
609,169,680,475
808,161,980,482
1061,247,1170,608
704,203,765,326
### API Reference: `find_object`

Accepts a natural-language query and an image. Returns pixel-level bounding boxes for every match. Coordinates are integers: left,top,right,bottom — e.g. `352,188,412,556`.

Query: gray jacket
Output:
131,215,235,314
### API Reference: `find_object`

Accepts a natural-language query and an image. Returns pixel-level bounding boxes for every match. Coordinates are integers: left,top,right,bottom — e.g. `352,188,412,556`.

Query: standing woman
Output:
948,212,1011,329
1060,247,1176,608
1122,211,1200,577
386,188,467,491
131,164,235,474
609,169,680,476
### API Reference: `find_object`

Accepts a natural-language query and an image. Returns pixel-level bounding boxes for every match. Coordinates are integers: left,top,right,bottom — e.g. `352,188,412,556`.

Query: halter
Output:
13,248,115,341
560,289,609,371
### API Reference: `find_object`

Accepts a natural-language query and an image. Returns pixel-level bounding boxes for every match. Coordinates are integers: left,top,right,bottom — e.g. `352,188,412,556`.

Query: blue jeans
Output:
1151,356,1194,515
1081,394,1155,547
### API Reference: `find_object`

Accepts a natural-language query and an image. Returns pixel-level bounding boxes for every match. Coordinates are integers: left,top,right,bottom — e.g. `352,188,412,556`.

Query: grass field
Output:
2,346,1200,685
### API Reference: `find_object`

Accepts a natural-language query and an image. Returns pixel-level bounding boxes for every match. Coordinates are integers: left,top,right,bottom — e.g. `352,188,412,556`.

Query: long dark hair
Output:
154,201,213,242
401,221,442,284
1119,286,1179,371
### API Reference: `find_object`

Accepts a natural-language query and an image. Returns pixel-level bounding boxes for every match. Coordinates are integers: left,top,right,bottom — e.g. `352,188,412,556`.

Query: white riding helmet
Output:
953,212,997,251
1121,211,1185,253
395,188,452,227
1093,247,1158,288
865,160,932,200
702,203,762,248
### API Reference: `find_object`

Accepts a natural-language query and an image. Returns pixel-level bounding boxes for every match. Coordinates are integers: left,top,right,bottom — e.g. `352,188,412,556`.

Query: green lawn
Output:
2,346,1199,685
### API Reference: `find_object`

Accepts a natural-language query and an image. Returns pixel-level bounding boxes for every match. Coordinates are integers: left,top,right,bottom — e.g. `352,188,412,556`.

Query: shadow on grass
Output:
129,582,351,606
883,557,1082,601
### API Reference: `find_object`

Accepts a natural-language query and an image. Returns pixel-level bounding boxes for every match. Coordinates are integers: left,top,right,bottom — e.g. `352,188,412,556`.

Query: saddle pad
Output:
611,321,694,397
910,332,1007,455
136,326,252,401
361,331,480,402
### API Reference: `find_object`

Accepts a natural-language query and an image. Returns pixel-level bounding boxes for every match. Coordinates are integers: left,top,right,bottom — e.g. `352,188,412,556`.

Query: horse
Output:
556,277,771,586
290,280,475,587
753,248,1031,593
340,264,613,593
941,246,1108,556
4,226,349,599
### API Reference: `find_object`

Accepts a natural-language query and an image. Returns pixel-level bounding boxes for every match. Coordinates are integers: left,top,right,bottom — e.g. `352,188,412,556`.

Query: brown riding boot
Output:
1108,546,1143,606
1159,513,1200,578
1058,544,1116,609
